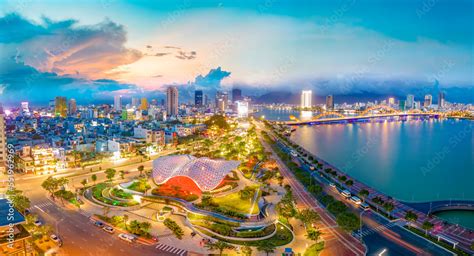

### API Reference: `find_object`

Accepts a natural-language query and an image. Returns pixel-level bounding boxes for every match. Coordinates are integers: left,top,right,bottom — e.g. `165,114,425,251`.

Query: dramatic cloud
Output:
0,13,142,80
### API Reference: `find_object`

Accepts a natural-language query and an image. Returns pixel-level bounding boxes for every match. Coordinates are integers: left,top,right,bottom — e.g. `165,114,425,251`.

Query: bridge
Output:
284,105,444,125
403,200,474,215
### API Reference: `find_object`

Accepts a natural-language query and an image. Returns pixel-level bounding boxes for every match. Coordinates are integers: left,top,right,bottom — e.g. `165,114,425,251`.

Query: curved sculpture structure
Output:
313,111,345,119
152,155,240,191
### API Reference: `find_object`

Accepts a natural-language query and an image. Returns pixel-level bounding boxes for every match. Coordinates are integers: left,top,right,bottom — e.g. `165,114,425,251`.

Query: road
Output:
255,121,366,256
13,150,189,256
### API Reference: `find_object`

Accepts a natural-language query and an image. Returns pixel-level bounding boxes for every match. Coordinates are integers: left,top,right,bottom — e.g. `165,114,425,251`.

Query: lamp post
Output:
359,211,366,241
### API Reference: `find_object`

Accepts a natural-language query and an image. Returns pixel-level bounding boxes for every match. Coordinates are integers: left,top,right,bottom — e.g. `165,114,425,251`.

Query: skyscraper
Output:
21,101,30,116
195,90,203,106
216,91,228,112
132,97,140,107
68,98,77,115
114,95,122,111
141,98,148,111
232,88,242,102
166,86,179,116
388,97,395,105
301,90,312,109
424,94,432,107
326,95,334,110
55,96,67,117
406,94,415,109
438,92,445,109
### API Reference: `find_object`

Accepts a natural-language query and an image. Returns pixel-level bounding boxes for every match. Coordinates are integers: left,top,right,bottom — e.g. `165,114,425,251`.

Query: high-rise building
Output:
132,97,140,107
68,98,77,115
216,91,228,112
388,97,395,105
195,90,203,106
399,100,406,111
166,86,179,116
21,101,30,116
438,92,445,109
406,94,415,109
232,88,242,102
204,94,209,106
236,101,249,118
151,99,158,106
55,96,67,117
424,94,432,107
114,95,122,111
326,95,334,110
301,90,312,109
140,98,148,111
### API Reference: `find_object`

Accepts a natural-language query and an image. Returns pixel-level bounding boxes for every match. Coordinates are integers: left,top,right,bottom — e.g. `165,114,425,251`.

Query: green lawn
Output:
213,187,261,215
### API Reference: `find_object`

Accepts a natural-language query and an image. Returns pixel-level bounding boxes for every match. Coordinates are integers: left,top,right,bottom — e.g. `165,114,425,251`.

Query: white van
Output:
360,202,370,211
341,190,351,198
350,196,362,205
118,233,135,243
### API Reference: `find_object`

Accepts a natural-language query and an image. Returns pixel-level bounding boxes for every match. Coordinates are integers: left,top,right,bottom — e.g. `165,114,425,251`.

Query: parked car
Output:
329,183,336,188
118,233,135,243
341,190,351,198
350,196,362,205
309,166,315,171
94,221,104,228
34,220,43,227
103,226,114,234
360,202,370,211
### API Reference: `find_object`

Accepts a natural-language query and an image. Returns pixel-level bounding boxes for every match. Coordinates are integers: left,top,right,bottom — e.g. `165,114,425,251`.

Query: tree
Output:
119,170,125,180
205,240,233,256
336,212,360,232
306,228,322,241
308,185,322,195
91,174,97,184
358,189,369,200
422,221,434,235
140,221,152,235
257,243,276,256
7,191,30,214
41,176,59,199
242,246,252,256
123,214,129,230
80,179,87,188
105,168,116,182
405,211,418,222
297,209,320,227
137,165,145,176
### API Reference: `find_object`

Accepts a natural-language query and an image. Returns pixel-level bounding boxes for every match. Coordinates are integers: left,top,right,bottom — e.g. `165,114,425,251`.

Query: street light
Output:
359,210,366,241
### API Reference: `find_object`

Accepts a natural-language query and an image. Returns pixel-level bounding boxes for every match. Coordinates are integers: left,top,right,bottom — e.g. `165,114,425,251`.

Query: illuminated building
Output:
301,90,312,109
132,97,139,107
166,86,179,116
216,91,228,112
140,98,148,110
406,94,415,109
388,97,395,105
424,94,432,107
21,101,30,116
236,100,249,118
152,155,240,191
55,96,67,117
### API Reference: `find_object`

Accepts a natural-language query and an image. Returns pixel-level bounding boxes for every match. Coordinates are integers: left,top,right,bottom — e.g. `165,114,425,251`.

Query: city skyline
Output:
0,0,473,105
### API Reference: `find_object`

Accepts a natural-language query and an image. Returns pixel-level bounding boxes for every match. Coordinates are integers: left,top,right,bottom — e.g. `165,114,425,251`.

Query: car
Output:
191,232,197,237
34,220,43,227
103,226,114,234
350,196,362,205
290,150,298,157
24,209,31,215
360,202,370,211
341,190,351,198
118,233,135,243
309,166,315,171
329,183,336,188
94,221,104,228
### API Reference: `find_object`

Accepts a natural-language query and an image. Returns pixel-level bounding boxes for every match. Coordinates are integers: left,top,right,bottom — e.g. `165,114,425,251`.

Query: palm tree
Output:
91,174,97,184
119,170,125,180
41,176,59,199
422,221,434,235
257,243,276,256
306,228,322,241
80,179,87,188
137,165,145,177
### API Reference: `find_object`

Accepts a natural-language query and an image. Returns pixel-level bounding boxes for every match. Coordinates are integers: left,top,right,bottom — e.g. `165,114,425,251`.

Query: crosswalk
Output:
35,201,54,209
155,243,187,255
354,221,399,238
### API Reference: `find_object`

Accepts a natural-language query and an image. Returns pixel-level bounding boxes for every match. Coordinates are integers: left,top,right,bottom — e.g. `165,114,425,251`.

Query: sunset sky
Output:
0,0,473,104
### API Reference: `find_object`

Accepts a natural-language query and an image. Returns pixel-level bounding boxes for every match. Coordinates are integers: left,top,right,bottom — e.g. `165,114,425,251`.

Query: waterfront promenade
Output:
268,121,474,254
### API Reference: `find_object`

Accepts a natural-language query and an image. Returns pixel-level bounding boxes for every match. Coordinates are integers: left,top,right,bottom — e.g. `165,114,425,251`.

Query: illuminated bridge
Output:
283,105,444,125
